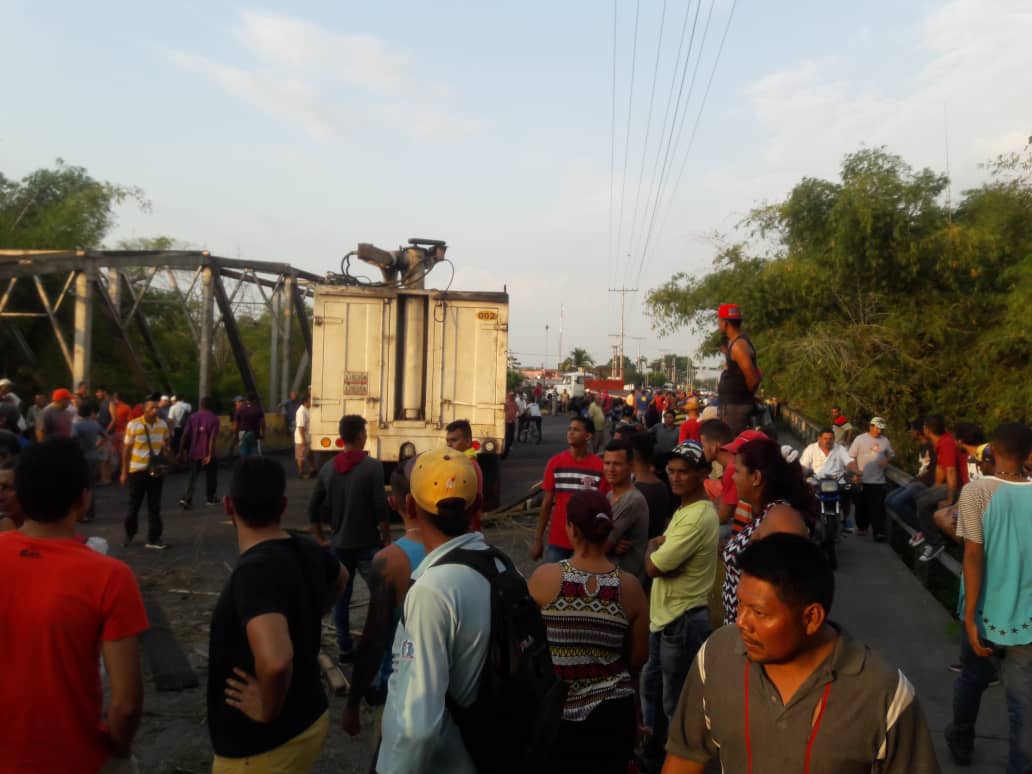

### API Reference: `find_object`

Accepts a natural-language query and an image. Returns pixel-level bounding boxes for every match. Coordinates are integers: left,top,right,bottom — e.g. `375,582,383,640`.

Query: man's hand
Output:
613,538,632,556
965,619,993,658
225,667,269,723
120,471,128,487
530,535,544,561
203,455,212,466
937,498,951,510
649,535,666,549
341,704,361,736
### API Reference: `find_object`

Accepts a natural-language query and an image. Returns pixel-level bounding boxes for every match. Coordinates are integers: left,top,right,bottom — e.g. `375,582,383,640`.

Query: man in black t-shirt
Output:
208,457,346,770
716,303,760,435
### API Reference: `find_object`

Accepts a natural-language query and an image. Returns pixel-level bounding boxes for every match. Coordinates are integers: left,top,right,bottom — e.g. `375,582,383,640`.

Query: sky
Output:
2,0,1030,374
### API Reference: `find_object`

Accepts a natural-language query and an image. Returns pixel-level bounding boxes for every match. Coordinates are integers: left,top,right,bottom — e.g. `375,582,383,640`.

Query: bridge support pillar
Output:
73,266,94,389
268,285,281,409
198,266,214,400
281,274,294,403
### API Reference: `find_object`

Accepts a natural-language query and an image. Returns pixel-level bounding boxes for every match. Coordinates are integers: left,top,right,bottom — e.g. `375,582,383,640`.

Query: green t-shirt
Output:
649,499,719,632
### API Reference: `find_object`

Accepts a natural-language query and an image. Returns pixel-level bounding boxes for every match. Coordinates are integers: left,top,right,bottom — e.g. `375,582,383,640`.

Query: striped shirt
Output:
125,417,168,473
542,450,607,549
540,560,634,722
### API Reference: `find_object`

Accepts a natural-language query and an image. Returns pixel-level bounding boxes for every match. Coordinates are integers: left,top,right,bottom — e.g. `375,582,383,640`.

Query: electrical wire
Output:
624,0,693,285
626,0,668,274
614,0,641,270
653,0,738,252
634,0,703,286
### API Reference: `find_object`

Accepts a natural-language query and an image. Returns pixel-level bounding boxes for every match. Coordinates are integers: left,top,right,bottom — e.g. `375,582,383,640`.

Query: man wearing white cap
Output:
848,417,895,541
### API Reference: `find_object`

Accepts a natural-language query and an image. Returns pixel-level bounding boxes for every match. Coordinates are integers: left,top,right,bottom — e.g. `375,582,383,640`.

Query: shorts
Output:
295,442,310,462
212,711,329,773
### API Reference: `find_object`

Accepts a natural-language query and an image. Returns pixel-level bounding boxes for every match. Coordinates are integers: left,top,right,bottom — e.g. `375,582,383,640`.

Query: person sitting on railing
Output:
914,415,969,563
888,418,936,533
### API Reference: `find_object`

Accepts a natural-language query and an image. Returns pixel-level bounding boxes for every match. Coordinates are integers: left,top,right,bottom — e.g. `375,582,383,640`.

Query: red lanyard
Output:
743,662,831,774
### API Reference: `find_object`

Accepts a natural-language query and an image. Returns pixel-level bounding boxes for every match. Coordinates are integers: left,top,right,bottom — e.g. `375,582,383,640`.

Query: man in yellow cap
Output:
377,448,489,773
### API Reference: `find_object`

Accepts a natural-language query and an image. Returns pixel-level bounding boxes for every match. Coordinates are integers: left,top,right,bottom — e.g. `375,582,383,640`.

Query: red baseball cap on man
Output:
52,388,73,402
720,429,767,454
718,303,743,321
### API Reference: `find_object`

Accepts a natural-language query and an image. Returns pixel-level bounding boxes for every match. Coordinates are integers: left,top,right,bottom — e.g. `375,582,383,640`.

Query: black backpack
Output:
437,545,567,774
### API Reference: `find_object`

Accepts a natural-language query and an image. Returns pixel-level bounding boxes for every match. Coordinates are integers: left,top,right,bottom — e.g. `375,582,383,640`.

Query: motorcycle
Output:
809,477,850,570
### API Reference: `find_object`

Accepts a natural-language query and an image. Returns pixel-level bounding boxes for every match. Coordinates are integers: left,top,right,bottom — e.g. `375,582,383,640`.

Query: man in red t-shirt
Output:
916,414,970,561
0,438,149,772
678,398,703,443
531,415,609,562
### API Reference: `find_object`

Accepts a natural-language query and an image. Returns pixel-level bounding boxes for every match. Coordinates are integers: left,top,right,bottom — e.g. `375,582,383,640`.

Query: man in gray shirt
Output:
602,439,649,579
308,415,390,661
664,534,940,774
650,409,681,456
848,416,895,541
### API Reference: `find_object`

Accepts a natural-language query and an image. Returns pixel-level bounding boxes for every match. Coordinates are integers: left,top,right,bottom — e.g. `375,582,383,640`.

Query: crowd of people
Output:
0,299,1030,773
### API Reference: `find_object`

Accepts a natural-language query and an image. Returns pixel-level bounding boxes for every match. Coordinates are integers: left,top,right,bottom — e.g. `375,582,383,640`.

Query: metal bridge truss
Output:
0,249,323,408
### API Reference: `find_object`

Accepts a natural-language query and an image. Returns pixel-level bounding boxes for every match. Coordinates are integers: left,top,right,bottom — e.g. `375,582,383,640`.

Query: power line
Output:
625,0,694,287
653,0,738,251
614,0,641,274
626,0,668,279
635,0,704,286
606,0,618,291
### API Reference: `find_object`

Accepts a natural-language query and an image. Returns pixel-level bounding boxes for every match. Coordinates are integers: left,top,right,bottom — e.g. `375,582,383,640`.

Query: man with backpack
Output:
378,448,564,774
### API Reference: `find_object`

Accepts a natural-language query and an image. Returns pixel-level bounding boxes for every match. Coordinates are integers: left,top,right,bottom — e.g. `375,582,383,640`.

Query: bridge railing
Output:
777,404,961,608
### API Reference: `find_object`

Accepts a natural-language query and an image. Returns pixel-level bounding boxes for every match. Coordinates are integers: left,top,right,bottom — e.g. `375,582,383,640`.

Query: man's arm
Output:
120,428,132,484
308,469,329,545
943,465,958,505
532,490,554,561
962,539,993,657
877,693,943,774
206,422,217,464
371,463,391,546
100,637,144,758
226,613,294,724
343,552,400,734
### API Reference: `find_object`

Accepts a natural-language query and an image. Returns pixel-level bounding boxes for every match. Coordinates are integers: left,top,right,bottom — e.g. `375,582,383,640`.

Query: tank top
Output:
540,559,634,721
718,334,758,404
721,499,787,624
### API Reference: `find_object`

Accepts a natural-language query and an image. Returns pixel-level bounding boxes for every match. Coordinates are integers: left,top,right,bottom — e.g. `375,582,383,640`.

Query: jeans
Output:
543,544,574,563
951,630,998,750
333,545,378,652
856,483,887,536
503,421,515,458
885,480,927,530
125,471,164,543
1000,642,1032,774
641,606,712,765
917,484,949,547
181,458,218,504
84,458,98,521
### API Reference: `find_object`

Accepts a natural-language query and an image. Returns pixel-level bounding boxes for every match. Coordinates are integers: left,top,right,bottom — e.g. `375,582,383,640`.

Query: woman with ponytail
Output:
528,489,649,774
720,437,817,624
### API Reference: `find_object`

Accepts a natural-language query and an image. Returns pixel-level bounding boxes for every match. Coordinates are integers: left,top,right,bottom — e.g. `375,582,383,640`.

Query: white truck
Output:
307,239,508,509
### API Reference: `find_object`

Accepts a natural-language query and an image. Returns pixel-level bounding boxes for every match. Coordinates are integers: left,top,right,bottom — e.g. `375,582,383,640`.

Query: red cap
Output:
720,429,767,454
718,303,743,321
52,388,73,402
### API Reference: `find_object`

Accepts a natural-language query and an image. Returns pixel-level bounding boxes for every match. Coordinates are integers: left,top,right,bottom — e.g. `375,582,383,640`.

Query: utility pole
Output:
557,304,564,371
608,287,637,383
544,324,549,372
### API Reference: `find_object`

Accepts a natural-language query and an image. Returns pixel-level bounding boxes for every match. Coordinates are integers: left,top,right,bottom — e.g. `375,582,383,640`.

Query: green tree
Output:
646,144,1032,432
560,348,595,371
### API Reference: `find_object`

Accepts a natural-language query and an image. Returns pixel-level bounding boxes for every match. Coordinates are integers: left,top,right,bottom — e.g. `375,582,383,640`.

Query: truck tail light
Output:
320,438,331,448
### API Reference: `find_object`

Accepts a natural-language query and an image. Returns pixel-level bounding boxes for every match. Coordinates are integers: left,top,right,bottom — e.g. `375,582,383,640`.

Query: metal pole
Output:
269,285,280,409
72,266,93,388
281,274,294,402
108,267,120,313
198,266,214,400
557,304,564,371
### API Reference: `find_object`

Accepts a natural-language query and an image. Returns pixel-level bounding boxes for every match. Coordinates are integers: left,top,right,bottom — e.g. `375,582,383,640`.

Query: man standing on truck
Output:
308,415,391,662
716,303,760,435
531,416,608,563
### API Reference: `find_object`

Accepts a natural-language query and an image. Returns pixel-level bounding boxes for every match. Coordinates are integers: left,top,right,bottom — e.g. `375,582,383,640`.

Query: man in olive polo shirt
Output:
664,534,940,773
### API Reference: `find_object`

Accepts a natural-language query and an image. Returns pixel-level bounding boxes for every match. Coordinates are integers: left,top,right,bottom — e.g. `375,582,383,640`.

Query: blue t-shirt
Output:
377,536,427,687
978,481,1032,646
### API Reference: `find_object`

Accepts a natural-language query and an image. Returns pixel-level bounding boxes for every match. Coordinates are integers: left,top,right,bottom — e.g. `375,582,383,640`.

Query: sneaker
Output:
948,663,962,673
122,536,134,548
873,533,888,543
145,541,169,550
919,544,945,563
179,498,191,509
841,524,854,534
856,529,867,537
944,722,973,765
206,499,220,506
908,532,926,547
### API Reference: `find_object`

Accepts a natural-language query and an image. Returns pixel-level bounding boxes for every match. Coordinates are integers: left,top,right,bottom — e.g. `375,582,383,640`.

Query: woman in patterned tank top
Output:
529,489,649,774
721,438,816,624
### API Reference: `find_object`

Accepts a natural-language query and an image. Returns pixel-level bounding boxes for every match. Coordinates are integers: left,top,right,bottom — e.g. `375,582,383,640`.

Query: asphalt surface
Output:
75,413,1005,772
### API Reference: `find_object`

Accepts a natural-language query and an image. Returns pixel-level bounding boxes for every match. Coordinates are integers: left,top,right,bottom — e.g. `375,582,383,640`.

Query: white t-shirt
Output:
848,433,895,484
294,404,310,444
800,443,853,479
528,403,542,418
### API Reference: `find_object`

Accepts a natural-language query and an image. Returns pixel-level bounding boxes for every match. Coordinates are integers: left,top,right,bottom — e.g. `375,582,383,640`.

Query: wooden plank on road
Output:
140,597,199,692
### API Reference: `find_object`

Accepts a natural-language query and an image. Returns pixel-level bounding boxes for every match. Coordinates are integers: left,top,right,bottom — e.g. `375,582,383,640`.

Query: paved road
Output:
75,415,1006,772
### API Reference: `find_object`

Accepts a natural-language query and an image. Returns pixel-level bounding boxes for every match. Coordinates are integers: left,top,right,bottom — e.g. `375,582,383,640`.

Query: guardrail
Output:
777,405,961,606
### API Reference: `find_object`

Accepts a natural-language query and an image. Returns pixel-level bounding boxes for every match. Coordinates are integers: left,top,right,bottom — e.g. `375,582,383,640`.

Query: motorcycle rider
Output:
801,428,860,483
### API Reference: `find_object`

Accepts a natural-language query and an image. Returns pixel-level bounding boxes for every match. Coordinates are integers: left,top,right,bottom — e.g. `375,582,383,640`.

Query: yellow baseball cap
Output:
409,448,479,515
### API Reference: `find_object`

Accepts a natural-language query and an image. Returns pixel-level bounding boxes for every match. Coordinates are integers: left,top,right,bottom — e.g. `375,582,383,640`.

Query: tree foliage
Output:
646,145,1032,432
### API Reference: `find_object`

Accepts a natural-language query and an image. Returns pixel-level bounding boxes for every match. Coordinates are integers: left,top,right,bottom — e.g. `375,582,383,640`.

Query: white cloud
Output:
166,11,482,144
